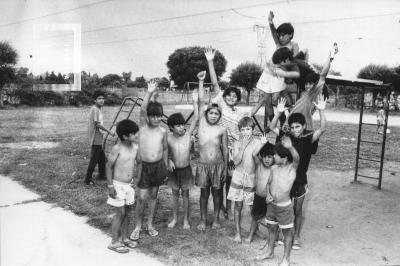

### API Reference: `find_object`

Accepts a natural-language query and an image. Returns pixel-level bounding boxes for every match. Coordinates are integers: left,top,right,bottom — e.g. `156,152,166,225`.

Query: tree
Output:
101,74,122,87
0,41,18,107
132,76,146,88
166,46,227,88
122,72,132,84
230,62,262,104
357,64,397,109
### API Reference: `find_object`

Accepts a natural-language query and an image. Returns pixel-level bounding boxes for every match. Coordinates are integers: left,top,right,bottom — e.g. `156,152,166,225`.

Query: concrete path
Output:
0,175,163,266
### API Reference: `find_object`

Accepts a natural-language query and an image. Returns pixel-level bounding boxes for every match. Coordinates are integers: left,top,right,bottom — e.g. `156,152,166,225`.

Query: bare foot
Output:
183,220,191,229
197,221,206,231
279,258,290,266
255,251,274,261
211,221,221,229
244,237,252,244
233,234,242,243
167,219,177,228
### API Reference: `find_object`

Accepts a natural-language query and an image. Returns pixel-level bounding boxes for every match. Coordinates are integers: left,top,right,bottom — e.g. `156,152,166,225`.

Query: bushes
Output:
14,89,65,106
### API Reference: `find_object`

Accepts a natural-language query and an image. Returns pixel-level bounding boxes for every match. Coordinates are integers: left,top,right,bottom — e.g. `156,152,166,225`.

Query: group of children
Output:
86,10,339,266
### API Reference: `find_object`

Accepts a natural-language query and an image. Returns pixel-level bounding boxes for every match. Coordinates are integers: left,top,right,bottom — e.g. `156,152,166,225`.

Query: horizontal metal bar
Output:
358,157,381,162
361,122,377,126
360,140,382,144
357,174,379,180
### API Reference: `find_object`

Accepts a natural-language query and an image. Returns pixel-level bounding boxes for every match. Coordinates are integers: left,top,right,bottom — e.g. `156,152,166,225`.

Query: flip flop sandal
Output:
147,227,159,237
129,229,140,241
123,239,138,249
108,242,129,253
292,239,301,250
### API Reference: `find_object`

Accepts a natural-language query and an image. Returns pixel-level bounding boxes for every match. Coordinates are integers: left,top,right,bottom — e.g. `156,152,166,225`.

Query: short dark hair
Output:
93,90,105,100
167,113,185,131
288,112,306,126
238,116,255,130
116,119,139,140
276,23,294,37
147,101,163,117
223,87,241,102
259,142,275,158
274,142,293,162
272,47,293,64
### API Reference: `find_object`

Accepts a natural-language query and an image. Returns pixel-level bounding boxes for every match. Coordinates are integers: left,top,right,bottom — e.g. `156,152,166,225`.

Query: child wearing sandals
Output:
130,81,169,241
244,141,275,244
227,117,265,243
166,71,202,229
106,119,140,253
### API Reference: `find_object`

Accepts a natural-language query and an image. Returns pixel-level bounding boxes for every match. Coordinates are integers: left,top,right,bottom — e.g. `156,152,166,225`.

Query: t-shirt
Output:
212,91,246,151
277,130,318,186
88,105,104,146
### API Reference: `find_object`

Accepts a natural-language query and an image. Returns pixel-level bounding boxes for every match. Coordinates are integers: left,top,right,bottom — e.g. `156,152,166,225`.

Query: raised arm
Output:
269,98,287,135
252,133,268,164
204,47,221,95
268,11,280,46
281,136,300,169
319,43,338,82
275,68,300,79
188,71,205,135
140,80,157,126
312,95,327,143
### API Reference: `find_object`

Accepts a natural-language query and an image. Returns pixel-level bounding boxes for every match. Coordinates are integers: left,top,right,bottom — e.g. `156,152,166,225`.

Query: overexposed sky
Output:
1,0,400,79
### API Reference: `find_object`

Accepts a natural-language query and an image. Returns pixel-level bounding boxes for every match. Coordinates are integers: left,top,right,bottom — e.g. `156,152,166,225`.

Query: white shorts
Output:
256,68,286,94
107,180,135,207
227,170,255,205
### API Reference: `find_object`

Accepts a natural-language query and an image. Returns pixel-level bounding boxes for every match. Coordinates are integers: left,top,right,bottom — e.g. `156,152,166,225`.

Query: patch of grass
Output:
1,106,399,265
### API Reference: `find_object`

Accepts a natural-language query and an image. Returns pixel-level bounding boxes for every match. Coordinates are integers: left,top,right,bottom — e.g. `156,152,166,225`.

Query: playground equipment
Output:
102,97,143,155
325,75,392,189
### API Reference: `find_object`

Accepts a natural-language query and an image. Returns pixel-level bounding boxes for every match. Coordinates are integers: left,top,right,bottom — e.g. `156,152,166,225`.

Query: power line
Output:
0,0,115,28
83,27,251,46
81,11,400,47
46,0,289,38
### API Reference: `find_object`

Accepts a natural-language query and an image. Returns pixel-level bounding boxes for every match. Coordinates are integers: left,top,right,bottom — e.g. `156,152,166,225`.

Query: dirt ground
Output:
1,106,399,266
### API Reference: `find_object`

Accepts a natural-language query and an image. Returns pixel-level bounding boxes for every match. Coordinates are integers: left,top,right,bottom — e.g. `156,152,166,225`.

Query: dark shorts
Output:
265,201,294,229
138,160,168,189
290,183,309,199
168,166,193,190
195,162,225,189
251,194,267,221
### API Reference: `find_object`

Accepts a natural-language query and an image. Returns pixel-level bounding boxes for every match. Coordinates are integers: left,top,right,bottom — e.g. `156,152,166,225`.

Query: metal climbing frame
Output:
353,85,391,189
103,96,143,154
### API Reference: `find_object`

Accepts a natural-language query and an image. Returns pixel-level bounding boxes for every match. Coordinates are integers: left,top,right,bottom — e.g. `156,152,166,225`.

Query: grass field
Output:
1,105,400,265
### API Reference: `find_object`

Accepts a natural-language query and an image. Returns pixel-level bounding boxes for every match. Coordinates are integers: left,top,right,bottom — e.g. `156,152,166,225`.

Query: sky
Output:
1,0,400,80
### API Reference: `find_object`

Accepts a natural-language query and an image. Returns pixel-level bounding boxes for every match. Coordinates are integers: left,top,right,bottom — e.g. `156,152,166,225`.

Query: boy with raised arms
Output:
195,70,228,230
166,71,203,229
130,81,169,241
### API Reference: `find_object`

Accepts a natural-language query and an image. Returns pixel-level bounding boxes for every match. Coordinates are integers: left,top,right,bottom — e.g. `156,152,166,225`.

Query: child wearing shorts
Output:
106,119,139,253
245,142,275,243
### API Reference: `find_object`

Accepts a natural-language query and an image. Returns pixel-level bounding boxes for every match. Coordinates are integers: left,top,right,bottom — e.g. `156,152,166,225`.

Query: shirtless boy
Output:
244,141,275,243
227,117,262,242
130,81,169,240
106,119,139,253
166,71,203,229
195,71,228,230
259,137,299,266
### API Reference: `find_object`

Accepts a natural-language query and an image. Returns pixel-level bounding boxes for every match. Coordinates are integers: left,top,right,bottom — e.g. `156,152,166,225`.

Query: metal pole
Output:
377,87,391,189
354,86,365,182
